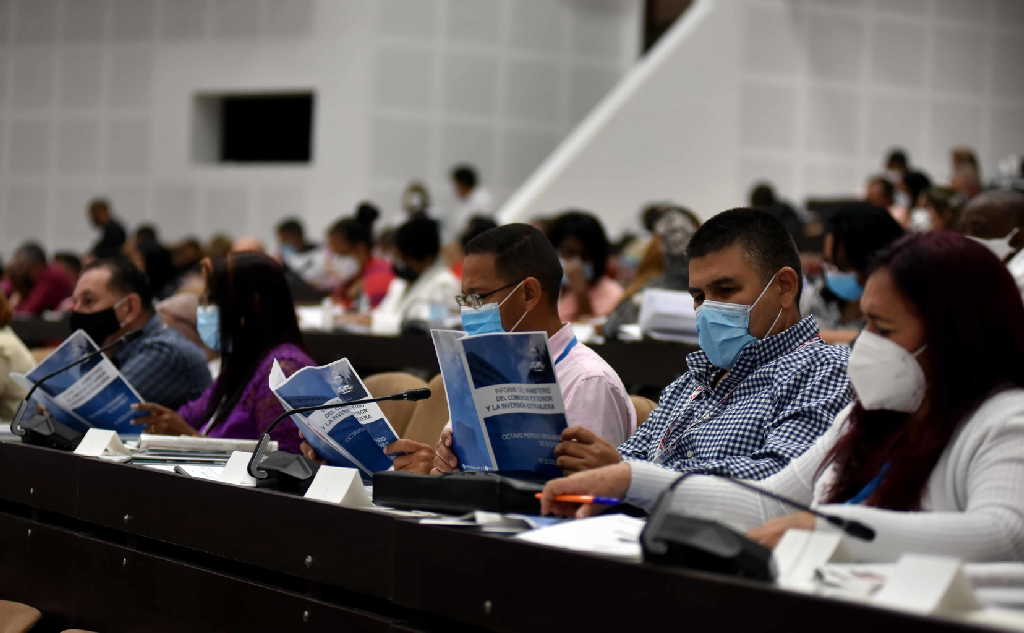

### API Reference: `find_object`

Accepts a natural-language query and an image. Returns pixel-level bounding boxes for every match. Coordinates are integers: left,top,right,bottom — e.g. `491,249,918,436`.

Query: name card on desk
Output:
874,554,981,616
774,529,853,590
74,428,130,458
304,466,371,508
220,451,260,487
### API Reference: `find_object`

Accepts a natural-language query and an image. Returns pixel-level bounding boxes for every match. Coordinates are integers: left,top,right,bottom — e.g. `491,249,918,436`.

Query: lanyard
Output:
653,333,822,463
845,463,891,505
553,336,578,366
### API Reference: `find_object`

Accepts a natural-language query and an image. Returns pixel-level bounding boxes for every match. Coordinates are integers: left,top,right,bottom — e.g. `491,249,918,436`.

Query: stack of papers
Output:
515,514,646,562
638,289,698,343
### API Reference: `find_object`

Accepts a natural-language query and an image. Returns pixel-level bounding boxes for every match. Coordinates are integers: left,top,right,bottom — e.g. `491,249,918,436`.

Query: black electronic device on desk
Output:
373,471,548,515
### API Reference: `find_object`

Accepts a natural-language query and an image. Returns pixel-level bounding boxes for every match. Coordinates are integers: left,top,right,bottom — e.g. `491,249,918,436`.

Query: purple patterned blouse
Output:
178,343,313,454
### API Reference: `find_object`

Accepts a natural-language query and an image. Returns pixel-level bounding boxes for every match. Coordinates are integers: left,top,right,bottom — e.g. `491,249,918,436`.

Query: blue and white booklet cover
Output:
268,358,399,476
431,330,567,477
10,329,142,434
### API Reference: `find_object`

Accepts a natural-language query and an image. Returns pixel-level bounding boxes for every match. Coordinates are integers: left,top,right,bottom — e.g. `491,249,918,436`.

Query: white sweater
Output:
627,389,1024,562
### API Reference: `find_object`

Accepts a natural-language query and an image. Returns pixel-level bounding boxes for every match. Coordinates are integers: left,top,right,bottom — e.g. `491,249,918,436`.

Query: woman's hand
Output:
131,403,198,436
745,512,816,548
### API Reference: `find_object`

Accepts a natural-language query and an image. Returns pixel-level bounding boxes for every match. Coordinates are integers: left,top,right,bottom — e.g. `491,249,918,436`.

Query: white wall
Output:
0,0,640,258
501,0,1024,236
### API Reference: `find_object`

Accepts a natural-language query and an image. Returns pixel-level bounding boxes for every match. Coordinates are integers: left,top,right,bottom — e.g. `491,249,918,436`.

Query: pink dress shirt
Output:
547,323,636,445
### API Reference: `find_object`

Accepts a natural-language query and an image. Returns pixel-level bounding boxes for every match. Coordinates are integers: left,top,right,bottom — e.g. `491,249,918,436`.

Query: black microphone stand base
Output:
641,514,776,583
249,450,319,494
11,405,85,452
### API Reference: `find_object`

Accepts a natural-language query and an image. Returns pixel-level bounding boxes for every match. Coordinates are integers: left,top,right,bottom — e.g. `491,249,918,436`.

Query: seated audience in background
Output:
951,146,980,181
548,210,624,321
86,198,127,260
156,293,219,363
749,182,803,239
344,216,458,335
133,253,313,452
402,181,432,219
543,232,1024,564
960,190,1024,298
3,242,74,316
605,205,700,340
883,149,932,227
449,215,498,278
0,293,35,420
553,209,851,476
232,236,266,254
325,224,636,473
952,164,983,207
277,217,329,288
327,203,394,310
447,164,494,244
129,225,177,299
171,237,207,296
70,257,211,409
910,186,959,233
52,252,83,284
801,204,905,345
865,175,895,210
206,234,233,260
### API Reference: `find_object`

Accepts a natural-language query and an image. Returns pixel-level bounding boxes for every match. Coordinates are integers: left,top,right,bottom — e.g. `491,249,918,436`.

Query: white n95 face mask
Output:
848,330,926,412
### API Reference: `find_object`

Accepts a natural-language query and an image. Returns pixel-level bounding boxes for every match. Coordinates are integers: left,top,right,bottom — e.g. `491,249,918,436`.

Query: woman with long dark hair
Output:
541,232,1024,562
134,252,314,453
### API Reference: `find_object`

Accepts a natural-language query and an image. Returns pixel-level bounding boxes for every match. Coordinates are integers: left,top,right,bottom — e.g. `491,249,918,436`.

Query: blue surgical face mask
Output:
196,304,221,351
696,273,782,369
824,269,864,302
460,280,528,335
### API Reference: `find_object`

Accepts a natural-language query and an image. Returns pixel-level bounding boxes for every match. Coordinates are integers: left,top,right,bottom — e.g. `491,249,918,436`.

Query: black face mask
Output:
69,307,122,345
393,261,419,283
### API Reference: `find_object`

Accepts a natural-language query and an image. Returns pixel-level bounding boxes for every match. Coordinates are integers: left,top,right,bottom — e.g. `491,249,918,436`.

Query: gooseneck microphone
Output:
672,472,876,542
246,387,431,486
640,470,876,582
11,329,145,450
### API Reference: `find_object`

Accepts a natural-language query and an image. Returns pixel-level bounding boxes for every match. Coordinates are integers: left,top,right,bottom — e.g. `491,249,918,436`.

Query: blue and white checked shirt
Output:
617,316,852,479
114,315,212,410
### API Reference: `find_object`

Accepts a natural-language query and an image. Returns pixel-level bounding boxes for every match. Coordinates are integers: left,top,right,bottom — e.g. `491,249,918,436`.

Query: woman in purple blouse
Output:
133,252,313,453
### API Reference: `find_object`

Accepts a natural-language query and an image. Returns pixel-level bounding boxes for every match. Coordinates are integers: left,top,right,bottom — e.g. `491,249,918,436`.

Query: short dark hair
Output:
465,224,563,308
886,148,908,169
451,164,478,189
688,208,802,295
329,203,380,248
135,224,158,245
547,210,611,281
459,215,498,249
749,182,777,208
85,256,154,311
276,217,305,239
54,251,83,277
395,216,440,262
15,242,47,267
825,203,905,275
867,176,895,203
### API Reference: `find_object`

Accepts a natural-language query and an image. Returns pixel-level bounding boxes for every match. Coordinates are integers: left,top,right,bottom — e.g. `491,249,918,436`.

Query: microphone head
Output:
404,387,431,402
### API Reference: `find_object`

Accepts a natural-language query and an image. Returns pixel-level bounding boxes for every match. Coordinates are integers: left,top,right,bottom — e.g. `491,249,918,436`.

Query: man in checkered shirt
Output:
554,208,852,478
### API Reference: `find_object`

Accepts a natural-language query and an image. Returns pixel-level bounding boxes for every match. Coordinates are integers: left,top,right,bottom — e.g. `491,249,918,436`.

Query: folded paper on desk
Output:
516,514,645,562
431,330,567,477
269,357,399,477
11,329,142,434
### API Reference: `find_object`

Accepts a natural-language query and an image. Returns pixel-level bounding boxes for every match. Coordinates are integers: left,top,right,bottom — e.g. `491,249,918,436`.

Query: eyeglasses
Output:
455,279,524,309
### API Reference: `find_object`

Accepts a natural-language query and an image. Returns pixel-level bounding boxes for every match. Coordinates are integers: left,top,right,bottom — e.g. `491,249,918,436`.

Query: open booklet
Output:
431,330,567,478
269,358,399,477
10,329,142,434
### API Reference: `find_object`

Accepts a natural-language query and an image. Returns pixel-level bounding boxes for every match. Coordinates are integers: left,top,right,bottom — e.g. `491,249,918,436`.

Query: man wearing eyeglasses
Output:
382,223,637,474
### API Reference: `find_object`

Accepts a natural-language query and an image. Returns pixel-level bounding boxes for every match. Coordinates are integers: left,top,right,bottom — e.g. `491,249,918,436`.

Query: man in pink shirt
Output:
383,223,637,474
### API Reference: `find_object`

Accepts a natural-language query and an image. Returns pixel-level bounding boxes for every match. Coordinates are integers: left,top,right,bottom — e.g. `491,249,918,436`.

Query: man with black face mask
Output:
69,257,211,409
